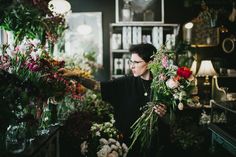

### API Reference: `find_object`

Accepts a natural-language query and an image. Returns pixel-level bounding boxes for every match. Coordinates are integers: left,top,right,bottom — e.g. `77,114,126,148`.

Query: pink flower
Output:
166,78,179,89
26,60,40,72
161,56,168,68
0,55,10,70
159,73,167,81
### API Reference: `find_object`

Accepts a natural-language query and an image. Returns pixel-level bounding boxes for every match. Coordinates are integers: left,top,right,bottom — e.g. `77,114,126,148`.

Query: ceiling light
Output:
77,24,92,35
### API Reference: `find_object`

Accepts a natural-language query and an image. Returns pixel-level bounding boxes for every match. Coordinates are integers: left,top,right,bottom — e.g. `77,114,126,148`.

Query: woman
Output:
60,43,168,157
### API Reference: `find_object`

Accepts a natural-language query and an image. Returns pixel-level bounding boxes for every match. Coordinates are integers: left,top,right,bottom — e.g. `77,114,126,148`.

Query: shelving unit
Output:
109,22,180,79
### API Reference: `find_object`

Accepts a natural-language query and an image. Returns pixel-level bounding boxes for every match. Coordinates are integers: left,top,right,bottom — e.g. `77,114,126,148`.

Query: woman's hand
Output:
153,103,167,117
58,68,78,78
58,68,92,79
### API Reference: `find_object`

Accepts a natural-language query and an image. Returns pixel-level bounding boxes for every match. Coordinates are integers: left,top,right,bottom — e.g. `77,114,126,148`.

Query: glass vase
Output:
5,123,26,154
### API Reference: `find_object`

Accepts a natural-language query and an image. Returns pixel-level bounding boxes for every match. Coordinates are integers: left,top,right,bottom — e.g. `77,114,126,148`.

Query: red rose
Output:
177,66,192,79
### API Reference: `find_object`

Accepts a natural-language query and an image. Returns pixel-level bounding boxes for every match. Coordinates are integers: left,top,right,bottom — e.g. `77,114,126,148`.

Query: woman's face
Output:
129,53,148,77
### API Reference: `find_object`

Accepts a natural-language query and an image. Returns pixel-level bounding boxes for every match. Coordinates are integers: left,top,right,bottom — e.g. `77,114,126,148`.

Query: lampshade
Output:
190,60,197,75
196,60,217,77
196,60,217,85
48,0,71,14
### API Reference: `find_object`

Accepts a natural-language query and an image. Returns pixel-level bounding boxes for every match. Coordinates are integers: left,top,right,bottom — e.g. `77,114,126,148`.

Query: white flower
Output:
173,93,178,99
121,143,128,153
80,141,88,155
97,145,111,157
31,39,41,47
104,122,112,127
6,48,16,58
108,138,116,144
166,78,179,89
115,141,121,148
95,131,101,136
110,144,118,150
107,150,119,157
30,50,39,61
178,102,184,110
99,138,108,145
17,44,27,54
111,117,115,124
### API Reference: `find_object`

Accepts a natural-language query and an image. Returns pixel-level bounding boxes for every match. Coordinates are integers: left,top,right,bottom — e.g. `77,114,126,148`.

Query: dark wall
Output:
68,0,115,81
68,0,236,80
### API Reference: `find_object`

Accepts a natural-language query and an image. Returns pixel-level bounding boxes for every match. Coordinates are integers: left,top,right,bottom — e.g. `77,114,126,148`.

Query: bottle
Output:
122,0,133,22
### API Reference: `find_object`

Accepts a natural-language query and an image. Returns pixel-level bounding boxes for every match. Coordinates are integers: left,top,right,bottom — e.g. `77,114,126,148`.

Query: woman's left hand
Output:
153,103,167,117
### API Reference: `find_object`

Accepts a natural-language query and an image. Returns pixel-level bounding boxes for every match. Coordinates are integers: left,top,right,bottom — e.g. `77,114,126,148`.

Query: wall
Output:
68,0,236,80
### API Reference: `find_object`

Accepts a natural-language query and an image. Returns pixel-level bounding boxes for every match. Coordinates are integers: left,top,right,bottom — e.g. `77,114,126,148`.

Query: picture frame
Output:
191,24,220,47
115,0,164,23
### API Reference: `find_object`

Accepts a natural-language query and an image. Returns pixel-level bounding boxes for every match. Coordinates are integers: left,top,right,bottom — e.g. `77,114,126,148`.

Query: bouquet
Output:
130,46,195,152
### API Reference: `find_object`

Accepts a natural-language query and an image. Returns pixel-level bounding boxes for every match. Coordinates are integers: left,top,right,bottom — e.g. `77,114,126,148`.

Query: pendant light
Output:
76,18,92,35
48,0,71,14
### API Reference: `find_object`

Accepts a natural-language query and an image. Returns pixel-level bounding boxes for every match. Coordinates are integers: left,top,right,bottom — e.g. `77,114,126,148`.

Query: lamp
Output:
183,22,194,44
48,0,71,14
76,20,92,35
196,60,217,85
190,60,197,76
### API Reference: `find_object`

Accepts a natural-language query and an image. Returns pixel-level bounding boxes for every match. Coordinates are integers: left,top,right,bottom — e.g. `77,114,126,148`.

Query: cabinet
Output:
209,100,236,156
109,22,180,79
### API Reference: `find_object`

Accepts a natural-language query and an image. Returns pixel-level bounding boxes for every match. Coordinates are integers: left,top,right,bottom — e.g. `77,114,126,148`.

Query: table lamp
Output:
196,60,217,85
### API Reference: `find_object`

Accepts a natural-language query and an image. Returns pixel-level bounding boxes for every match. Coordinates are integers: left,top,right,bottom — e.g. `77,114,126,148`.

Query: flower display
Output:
0,39,88,133
130,46,195,152
0,39,77,101
81,115,128,157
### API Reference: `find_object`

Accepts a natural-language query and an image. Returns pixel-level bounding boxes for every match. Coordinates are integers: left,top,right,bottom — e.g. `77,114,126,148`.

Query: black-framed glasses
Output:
128,59,144,66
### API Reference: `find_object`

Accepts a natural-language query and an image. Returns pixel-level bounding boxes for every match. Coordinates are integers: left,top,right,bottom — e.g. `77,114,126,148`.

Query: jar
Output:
122,0,133,22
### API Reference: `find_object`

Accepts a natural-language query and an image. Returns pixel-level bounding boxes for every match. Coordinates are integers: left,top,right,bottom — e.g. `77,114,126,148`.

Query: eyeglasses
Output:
128,59,144,66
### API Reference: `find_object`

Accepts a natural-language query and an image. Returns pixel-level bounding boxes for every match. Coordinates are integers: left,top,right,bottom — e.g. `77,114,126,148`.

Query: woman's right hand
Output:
58,68,91,79
58,68,78,78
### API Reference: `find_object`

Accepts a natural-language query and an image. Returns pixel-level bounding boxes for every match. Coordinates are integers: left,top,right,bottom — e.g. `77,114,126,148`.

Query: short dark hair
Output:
129,43,157,63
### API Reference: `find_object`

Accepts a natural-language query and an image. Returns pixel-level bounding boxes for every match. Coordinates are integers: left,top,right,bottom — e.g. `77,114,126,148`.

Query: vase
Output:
5,123,26,153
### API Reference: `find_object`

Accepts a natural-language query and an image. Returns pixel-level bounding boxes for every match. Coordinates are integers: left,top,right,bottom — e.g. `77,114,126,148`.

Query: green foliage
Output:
0,0,67,45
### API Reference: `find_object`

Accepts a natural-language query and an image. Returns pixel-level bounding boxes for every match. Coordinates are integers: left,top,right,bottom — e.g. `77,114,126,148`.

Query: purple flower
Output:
0,55,10,70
